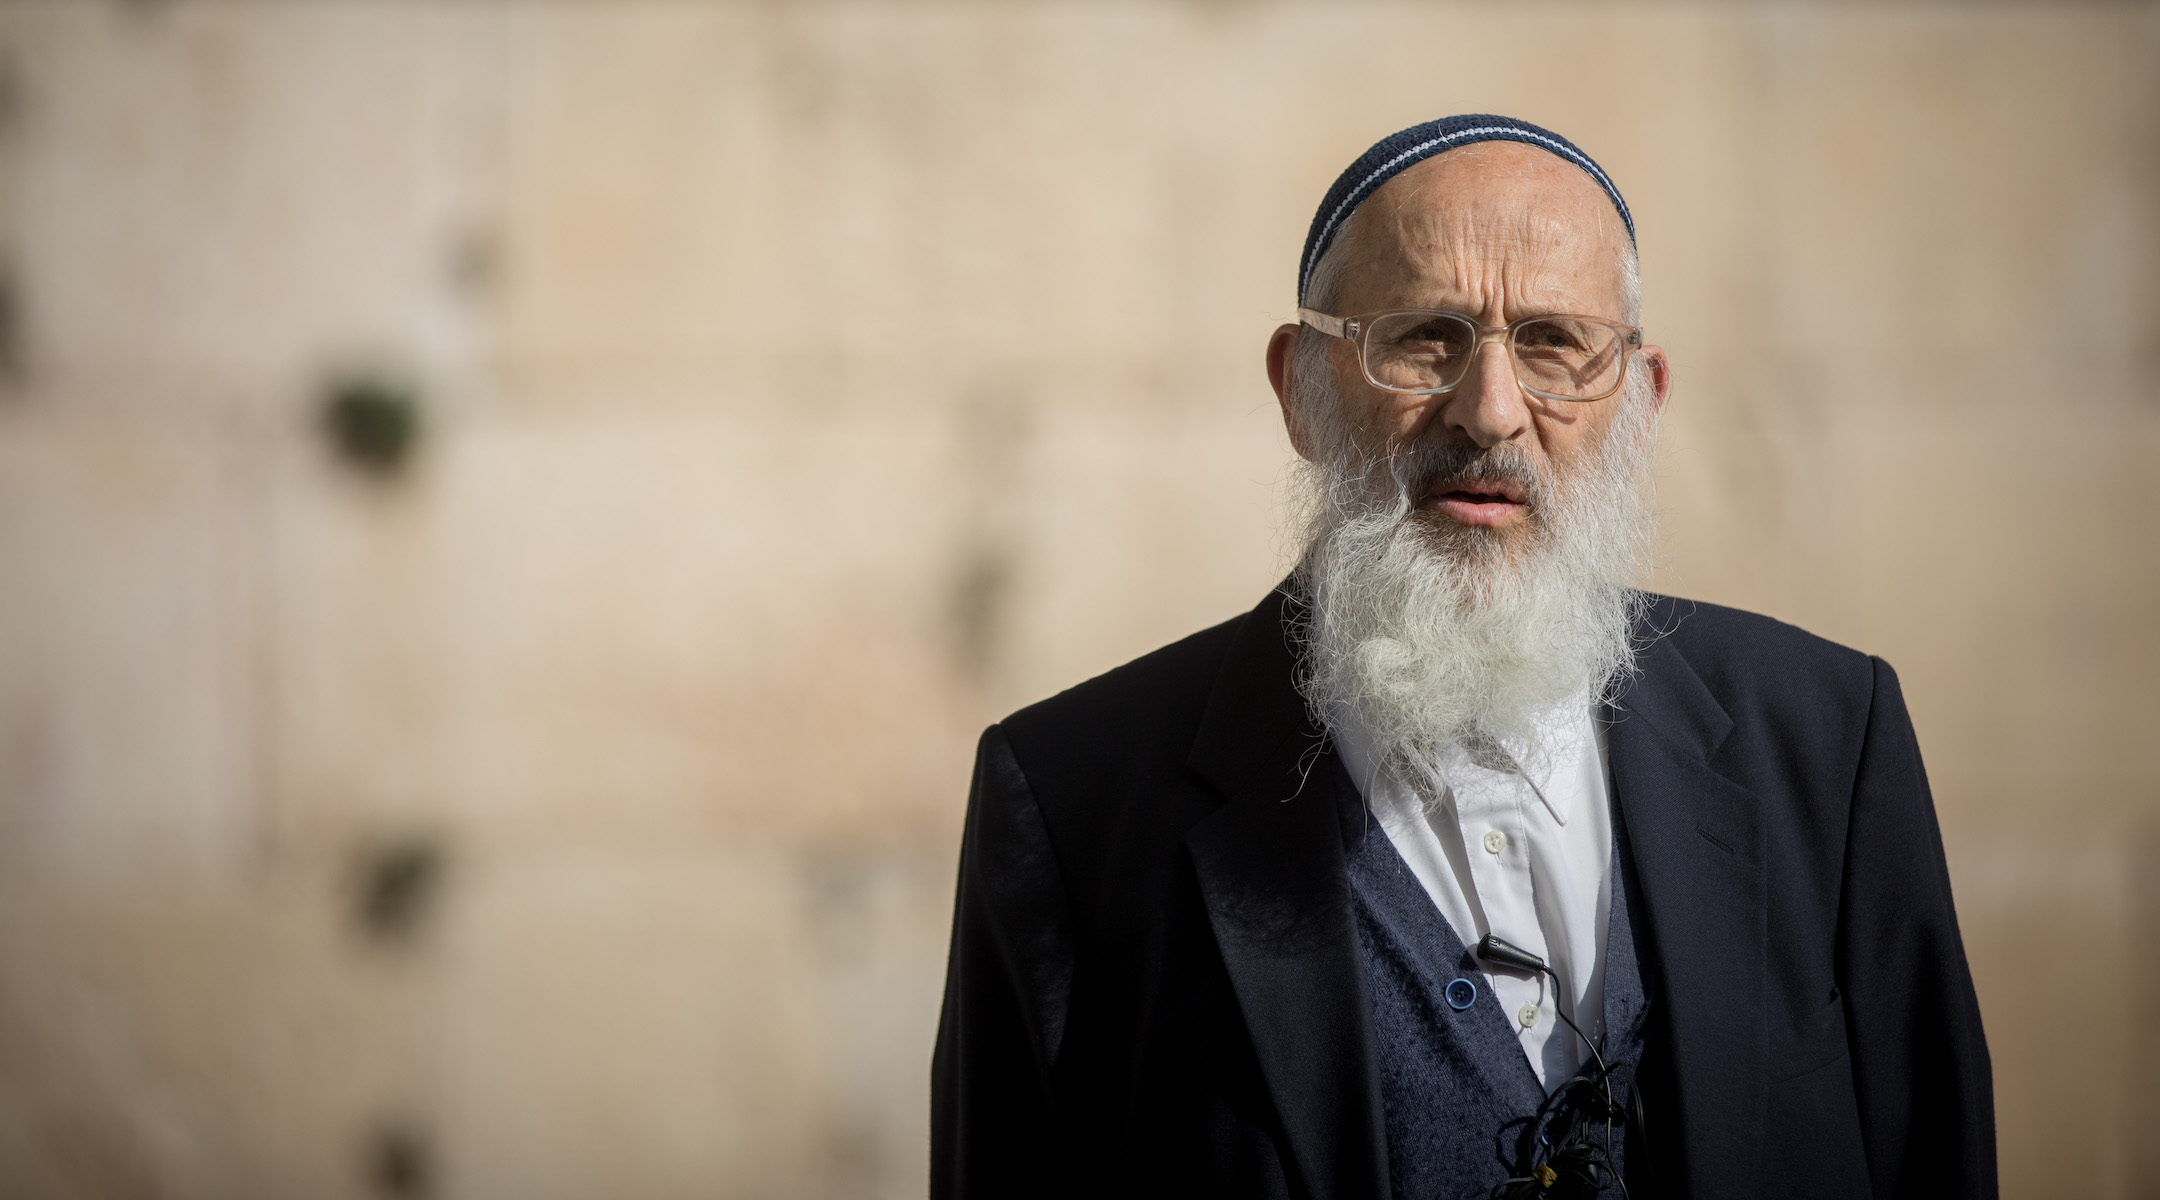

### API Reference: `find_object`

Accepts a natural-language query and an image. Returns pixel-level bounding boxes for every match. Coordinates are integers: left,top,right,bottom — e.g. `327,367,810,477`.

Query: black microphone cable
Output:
1475,933,1633,1200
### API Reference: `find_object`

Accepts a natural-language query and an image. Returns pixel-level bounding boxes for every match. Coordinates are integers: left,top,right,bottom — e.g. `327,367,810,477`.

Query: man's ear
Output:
1267,322,1317,461
1640,344,1672,414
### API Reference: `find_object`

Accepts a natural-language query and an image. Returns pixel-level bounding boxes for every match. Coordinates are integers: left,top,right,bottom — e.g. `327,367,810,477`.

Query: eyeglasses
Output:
1298,307,1643,403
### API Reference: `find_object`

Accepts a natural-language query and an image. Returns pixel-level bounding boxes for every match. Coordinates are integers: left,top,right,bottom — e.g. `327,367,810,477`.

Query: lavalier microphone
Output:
1475,933,1554,979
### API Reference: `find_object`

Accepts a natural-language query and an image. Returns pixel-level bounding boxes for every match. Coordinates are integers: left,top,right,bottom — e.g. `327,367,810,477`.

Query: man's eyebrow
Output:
1368,293,1598,320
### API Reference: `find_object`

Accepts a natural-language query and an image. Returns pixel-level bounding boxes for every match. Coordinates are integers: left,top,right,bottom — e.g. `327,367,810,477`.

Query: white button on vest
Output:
1482,829,1508,854
1518,1003,1540,1028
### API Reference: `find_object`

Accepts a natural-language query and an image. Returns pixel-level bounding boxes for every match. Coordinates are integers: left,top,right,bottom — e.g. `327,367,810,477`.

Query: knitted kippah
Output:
1297,115,1634,304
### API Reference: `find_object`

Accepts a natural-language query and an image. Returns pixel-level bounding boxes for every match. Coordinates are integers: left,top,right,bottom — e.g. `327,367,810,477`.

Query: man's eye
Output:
1517,320,1595,354
1396,323,1466,351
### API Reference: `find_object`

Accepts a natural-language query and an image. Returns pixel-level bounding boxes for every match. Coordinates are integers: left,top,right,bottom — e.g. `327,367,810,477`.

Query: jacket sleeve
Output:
931,725,1078,1199
1837,657,1997,1198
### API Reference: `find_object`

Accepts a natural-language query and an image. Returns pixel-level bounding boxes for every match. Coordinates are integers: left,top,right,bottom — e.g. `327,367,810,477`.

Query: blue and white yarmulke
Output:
1298,115,1634,304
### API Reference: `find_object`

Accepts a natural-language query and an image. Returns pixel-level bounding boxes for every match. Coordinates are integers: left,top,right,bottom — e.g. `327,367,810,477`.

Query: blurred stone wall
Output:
0,2,2153,1198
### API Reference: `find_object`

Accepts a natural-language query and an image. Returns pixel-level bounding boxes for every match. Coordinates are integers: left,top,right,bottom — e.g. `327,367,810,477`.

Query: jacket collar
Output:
1183,586,1389,1200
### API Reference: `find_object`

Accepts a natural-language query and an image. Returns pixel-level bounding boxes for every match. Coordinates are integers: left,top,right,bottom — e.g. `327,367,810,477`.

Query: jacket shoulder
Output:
1640,592,1875,687
1000,610,1247,777
989,608,1258,918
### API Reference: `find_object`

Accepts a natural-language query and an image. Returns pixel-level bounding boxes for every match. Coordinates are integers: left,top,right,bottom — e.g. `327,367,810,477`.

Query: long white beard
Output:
1292,367,1659,794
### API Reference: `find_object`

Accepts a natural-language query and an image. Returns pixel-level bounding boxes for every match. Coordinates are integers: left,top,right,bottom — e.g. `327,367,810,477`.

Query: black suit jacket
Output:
932,588,1994,1199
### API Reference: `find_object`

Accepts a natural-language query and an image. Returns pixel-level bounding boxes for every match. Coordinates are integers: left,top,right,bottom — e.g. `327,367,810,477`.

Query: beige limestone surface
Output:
0,3,2154,1198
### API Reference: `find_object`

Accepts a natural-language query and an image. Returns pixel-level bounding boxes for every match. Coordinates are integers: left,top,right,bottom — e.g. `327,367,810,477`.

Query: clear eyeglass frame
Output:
1297,306,1644,403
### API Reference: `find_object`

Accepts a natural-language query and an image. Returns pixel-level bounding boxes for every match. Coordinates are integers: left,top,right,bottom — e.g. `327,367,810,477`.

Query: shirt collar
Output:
1325,695,1599,826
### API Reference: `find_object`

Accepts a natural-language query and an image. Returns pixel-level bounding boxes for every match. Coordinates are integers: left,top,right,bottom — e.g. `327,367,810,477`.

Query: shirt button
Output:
1482,830,1509,855
1518,1004,1540,1028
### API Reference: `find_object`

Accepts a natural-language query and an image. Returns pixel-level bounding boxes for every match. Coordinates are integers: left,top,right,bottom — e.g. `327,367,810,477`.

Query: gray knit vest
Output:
1337,770,1650,1199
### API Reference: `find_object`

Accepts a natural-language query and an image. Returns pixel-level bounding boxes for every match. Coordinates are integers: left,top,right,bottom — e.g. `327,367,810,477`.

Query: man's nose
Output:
1436,334,1529,449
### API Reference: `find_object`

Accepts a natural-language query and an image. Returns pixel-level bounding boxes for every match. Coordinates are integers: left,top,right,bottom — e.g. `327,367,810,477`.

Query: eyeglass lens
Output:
1359,312,1628,400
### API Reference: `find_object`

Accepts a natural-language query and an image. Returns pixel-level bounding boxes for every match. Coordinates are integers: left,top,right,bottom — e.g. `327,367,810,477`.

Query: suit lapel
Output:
1184,588,1389,1200
1604,607,1767,1194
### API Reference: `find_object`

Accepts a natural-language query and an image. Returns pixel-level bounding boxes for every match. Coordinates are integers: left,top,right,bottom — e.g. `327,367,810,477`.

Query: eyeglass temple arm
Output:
1297,307,1348,339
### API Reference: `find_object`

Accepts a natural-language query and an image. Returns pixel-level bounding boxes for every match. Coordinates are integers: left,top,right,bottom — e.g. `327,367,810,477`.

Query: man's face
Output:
1269,142,1670,555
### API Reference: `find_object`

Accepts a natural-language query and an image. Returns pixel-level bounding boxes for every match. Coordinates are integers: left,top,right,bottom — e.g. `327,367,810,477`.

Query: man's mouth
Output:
1427,479,1529,527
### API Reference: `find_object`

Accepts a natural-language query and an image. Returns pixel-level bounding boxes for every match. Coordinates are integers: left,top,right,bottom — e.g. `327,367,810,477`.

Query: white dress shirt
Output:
1332,701,1614,1089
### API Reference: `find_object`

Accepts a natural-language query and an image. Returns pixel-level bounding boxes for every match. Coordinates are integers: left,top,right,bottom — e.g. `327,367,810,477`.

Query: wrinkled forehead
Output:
1335,143,1632,316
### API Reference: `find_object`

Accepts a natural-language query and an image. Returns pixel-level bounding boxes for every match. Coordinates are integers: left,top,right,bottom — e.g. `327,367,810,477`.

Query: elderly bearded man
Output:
931,116,1994,1200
